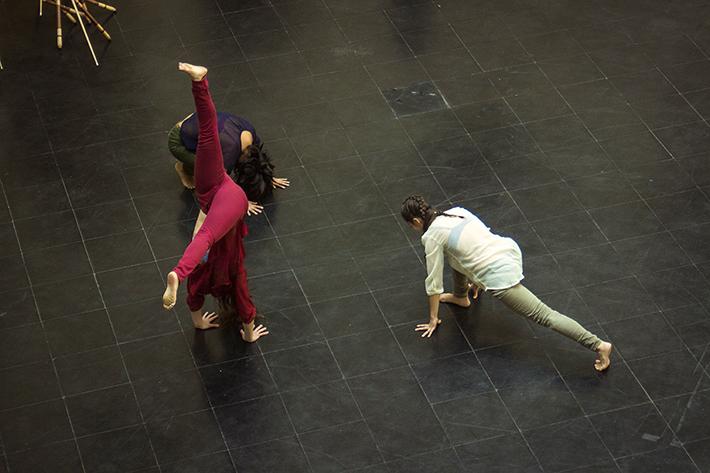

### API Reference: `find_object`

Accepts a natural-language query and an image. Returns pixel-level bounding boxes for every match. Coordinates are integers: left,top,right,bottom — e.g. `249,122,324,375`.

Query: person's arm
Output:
415,236,446,338
193,210,207,238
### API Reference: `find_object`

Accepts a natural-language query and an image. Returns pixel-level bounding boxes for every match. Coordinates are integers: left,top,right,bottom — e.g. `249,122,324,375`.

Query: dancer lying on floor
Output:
169,109,289,215
163,62,268,343
401,195,613,372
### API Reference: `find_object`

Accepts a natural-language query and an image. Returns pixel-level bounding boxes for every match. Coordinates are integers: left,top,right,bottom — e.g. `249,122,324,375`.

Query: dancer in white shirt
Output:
401,195,613,372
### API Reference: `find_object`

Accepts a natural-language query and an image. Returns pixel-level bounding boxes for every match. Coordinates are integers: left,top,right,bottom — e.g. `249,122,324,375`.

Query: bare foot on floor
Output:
178,62,208,81
440,293,471,308
595,341,613,372
162,271,179,310
174,162,195,189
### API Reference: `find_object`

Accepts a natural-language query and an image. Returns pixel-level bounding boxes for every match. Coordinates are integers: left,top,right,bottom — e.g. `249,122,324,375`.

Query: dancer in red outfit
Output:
162,63,268,343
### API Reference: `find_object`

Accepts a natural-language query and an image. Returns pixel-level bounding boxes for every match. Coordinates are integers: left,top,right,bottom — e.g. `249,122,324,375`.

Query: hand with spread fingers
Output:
415,318,441,338
193,311,220,330
272,177,290,189
247,201,264,216
241,324,269,342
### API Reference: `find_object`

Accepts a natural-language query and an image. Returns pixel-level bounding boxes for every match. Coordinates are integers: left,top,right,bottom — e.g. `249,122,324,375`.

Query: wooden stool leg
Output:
70,0,98,66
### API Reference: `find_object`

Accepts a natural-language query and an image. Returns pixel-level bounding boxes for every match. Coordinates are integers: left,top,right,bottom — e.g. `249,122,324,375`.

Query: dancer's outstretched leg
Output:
164,63,238,310
491,284,613,371
178,62,225,196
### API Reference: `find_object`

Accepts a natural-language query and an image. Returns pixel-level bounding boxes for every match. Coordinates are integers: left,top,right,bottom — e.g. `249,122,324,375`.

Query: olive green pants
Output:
452,269,601,351
168,123,196,176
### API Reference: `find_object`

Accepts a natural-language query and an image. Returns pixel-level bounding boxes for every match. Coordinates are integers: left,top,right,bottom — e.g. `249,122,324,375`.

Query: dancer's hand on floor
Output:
241,324,269,342
272,177,290,189
415,318,441,338
194,312,220,330
247,201,264,216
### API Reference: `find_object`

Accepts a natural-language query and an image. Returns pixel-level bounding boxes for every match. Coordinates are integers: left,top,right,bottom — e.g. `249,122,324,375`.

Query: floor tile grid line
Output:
160,355,242,473
312,13,540,443
253,117,402,467
349,9,464,259
41,128,167,155
228,0,302,65
114,162,243,472
591,359,706,467
360,16,620,470
255,268,390,471
0,66,107,471
645,67,709,134
38,78,202,470
220,0,295,89
242,6,443,451
62,8,710,424
266,0,334,58
121,151,270,470
464,109,622,473
406,296,551,471
348,274,479,468
368,37,602,324
685,32,710,64
6,4,710,472
47,154,169,471
522,55,709,472
430,55,631,470
520,31,704,380
241,18,393,456
591,64,710,365
502,58,696,291
0,179,91,470
651,62,710,203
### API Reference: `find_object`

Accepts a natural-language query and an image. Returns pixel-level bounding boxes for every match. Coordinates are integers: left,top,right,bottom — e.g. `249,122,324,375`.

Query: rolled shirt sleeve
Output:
423,234,445,296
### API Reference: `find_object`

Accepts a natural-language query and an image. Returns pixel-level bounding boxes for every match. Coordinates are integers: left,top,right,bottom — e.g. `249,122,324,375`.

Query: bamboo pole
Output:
43,1,88,20
70,0,98,66
84,0,116,12
56,0,62,48
78,1,111,40
64,10,77,23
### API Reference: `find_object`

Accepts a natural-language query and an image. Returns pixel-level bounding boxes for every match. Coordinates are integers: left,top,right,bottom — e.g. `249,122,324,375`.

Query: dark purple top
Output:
180,112,260,174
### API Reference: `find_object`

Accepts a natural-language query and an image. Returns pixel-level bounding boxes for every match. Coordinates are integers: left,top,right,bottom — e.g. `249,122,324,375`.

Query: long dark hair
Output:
234,143,275,202
400,195,462,231
217,293,238,326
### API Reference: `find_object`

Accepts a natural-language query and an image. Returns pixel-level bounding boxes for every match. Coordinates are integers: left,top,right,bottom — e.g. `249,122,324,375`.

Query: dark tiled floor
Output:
1,0,710,471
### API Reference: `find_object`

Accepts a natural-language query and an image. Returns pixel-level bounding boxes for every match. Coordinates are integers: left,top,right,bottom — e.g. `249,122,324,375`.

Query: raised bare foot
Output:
440,292,471,308
177,62,208,81
240,322,269,342
594,341,613,372
174,162,195,189
162,271,179,310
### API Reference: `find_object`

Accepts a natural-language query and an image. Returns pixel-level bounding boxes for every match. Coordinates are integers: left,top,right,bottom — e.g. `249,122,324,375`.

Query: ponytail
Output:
400,195,463,231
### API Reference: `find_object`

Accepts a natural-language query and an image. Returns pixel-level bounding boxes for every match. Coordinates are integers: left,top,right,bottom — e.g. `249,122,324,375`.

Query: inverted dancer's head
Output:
401,195,439,232
234,143,275,202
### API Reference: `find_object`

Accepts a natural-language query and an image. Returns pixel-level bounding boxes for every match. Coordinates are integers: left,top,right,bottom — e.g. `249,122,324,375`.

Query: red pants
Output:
172,78,256,324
